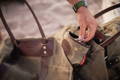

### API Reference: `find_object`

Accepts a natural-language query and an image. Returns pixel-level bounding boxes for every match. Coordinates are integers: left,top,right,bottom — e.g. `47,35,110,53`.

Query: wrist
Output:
77,6,87,13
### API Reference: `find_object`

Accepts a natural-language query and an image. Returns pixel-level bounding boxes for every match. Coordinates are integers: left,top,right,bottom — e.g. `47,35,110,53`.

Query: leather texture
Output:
18,38,55,57
0,0,55,58
0,25,108,80
0,2,120,80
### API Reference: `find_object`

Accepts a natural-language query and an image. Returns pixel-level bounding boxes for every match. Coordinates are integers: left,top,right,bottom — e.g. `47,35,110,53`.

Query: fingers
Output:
79,23,87,41
84,23,97,42
77,9,98,42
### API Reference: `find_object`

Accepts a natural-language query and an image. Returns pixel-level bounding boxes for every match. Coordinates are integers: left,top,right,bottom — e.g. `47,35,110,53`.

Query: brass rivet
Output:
43,46,47,49
44,51,47,54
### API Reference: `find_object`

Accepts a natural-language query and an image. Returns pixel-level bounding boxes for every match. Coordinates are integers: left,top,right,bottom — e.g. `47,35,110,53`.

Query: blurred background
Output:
0,0,120,39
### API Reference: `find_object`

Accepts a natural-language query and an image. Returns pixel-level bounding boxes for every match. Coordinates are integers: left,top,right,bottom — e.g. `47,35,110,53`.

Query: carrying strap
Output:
62,3,120,67
0,0,46,46
94,3,120,47
94,3,120,18
1,1,120,47
0,8,17,45
100,32,120,47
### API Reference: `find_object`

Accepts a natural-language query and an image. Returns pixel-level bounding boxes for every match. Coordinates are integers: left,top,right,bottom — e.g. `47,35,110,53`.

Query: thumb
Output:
79,24,87,41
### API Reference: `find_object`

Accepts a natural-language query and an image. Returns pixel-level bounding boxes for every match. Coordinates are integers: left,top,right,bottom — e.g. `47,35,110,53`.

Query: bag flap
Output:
62,27,91,65
17,38,55,57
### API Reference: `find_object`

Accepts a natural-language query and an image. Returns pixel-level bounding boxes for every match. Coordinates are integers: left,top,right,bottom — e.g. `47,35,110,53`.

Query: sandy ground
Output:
0,0,120,39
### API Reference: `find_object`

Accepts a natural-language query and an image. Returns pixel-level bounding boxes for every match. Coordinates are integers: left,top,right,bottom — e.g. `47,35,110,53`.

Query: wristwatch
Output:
73,0,87,13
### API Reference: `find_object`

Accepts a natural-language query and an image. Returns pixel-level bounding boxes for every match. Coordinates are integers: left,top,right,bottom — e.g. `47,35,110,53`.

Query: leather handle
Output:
24,1,46,39
100,31,120,47
94,3,120,47
70,3,120,47
0,0,46,46
0,8,17,45
94,2,120,18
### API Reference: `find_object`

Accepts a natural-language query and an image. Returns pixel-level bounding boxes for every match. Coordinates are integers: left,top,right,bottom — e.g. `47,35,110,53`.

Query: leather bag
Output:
0,0,55,58
0,1,120,80
62,3,120,80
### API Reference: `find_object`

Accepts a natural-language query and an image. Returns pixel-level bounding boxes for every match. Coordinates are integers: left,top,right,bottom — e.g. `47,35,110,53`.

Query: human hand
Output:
76,6,98,42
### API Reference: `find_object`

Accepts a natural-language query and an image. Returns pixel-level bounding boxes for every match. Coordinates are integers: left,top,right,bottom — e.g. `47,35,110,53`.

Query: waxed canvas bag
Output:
0,0,55,59
62,3,120,80
0,1,120,80
0,0,55,80
99,16,120,80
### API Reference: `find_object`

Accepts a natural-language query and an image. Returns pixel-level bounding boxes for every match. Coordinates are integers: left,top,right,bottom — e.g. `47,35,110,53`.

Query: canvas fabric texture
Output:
100,16,120,79
100,16,120,58
0,26,109,80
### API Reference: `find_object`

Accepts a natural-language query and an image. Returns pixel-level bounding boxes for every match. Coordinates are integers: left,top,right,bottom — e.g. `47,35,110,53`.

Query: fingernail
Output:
79,36,84,41
79,36,81,39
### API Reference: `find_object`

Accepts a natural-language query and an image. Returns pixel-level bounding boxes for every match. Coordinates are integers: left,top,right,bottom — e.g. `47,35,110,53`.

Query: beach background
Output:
0,0,120,39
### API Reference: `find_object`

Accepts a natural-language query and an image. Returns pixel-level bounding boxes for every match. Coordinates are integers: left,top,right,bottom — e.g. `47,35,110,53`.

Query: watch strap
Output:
73,1,87,13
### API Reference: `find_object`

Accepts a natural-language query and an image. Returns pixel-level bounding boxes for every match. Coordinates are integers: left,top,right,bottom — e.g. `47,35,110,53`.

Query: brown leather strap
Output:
0,0,46,46
94,3,120,47
94,3,120,18
70,3,120,48
24,1,46,39
95,30,106,42
100,31,120,47
0,8,17,45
